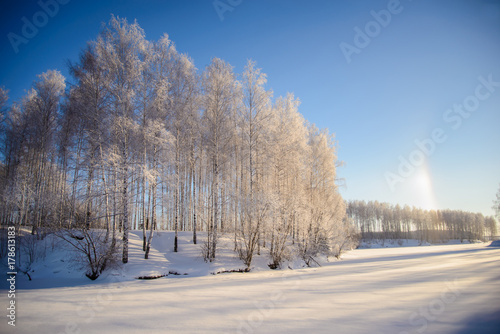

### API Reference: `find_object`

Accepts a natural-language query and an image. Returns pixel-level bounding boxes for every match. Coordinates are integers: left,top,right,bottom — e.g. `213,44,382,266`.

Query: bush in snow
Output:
18,233,48,278
329,219,360,259
57,228,119,280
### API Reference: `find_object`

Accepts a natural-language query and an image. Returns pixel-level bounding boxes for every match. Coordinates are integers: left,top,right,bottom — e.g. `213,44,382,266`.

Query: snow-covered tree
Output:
18,70,66,237
0,86,8,138
201,58,239,261
95,15,146,263
235,60,273,267
298,124,346,264
0,86,10,226
265,94,306,268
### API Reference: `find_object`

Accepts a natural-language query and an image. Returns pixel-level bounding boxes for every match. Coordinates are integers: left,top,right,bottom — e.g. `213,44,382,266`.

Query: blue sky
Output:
1,0,499,216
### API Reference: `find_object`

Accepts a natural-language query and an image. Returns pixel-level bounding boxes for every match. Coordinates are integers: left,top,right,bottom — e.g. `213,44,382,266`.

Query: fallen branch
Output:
309,256,322,267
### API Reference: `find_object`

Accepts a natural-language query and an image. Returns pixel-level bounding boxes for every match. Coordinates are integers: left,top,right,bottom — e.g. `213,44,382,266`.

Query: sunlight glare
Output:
410,163,438,211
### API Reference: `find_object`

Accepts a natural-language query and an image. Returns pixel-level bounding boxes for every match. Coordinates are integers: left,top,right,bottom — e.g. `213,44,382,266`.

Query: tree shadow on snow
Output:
488,240,500,248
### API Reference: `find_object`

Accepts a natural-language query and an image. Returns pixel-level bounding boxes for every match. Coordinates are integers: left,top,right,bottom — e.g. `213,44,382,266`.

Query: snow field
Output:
1,231,499,334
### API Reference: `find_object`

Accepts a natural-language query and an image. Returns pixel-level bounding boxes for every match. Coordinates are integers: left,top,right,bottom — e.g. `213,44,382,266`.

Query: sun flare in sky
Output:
409,162,439,211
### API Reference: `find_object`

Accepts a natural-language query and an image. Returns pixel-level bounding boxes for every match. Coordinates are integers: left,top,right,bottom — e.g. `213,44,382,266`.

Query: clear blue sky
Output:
1,0,499,216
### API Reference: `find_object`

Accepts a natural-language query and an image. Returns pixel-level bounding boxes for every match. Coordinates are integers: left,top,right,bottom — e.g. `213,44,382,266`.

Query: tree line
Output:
0,16,352,274
347,200,498,244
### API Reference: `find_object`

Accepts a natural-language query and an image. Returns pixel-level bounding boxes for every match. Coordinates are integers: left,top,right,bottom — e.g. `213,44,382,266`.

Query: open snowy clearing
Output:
1,232,500,334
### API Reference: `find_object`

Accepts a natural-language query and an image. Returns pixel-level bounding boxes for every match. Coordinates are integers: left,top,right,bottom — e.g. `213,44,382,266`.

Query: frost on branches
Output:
0,16,356,278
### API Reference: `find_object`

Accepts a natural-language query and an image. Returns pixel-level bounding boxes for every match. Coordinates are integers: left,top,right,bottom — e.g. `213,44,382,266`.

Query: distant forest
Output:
347,200,498,243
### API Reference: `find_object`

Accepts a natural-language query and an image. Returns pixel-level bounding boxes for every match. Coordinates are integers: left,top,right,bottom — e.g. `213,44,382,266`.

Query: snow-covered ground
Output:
1,231,499,333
